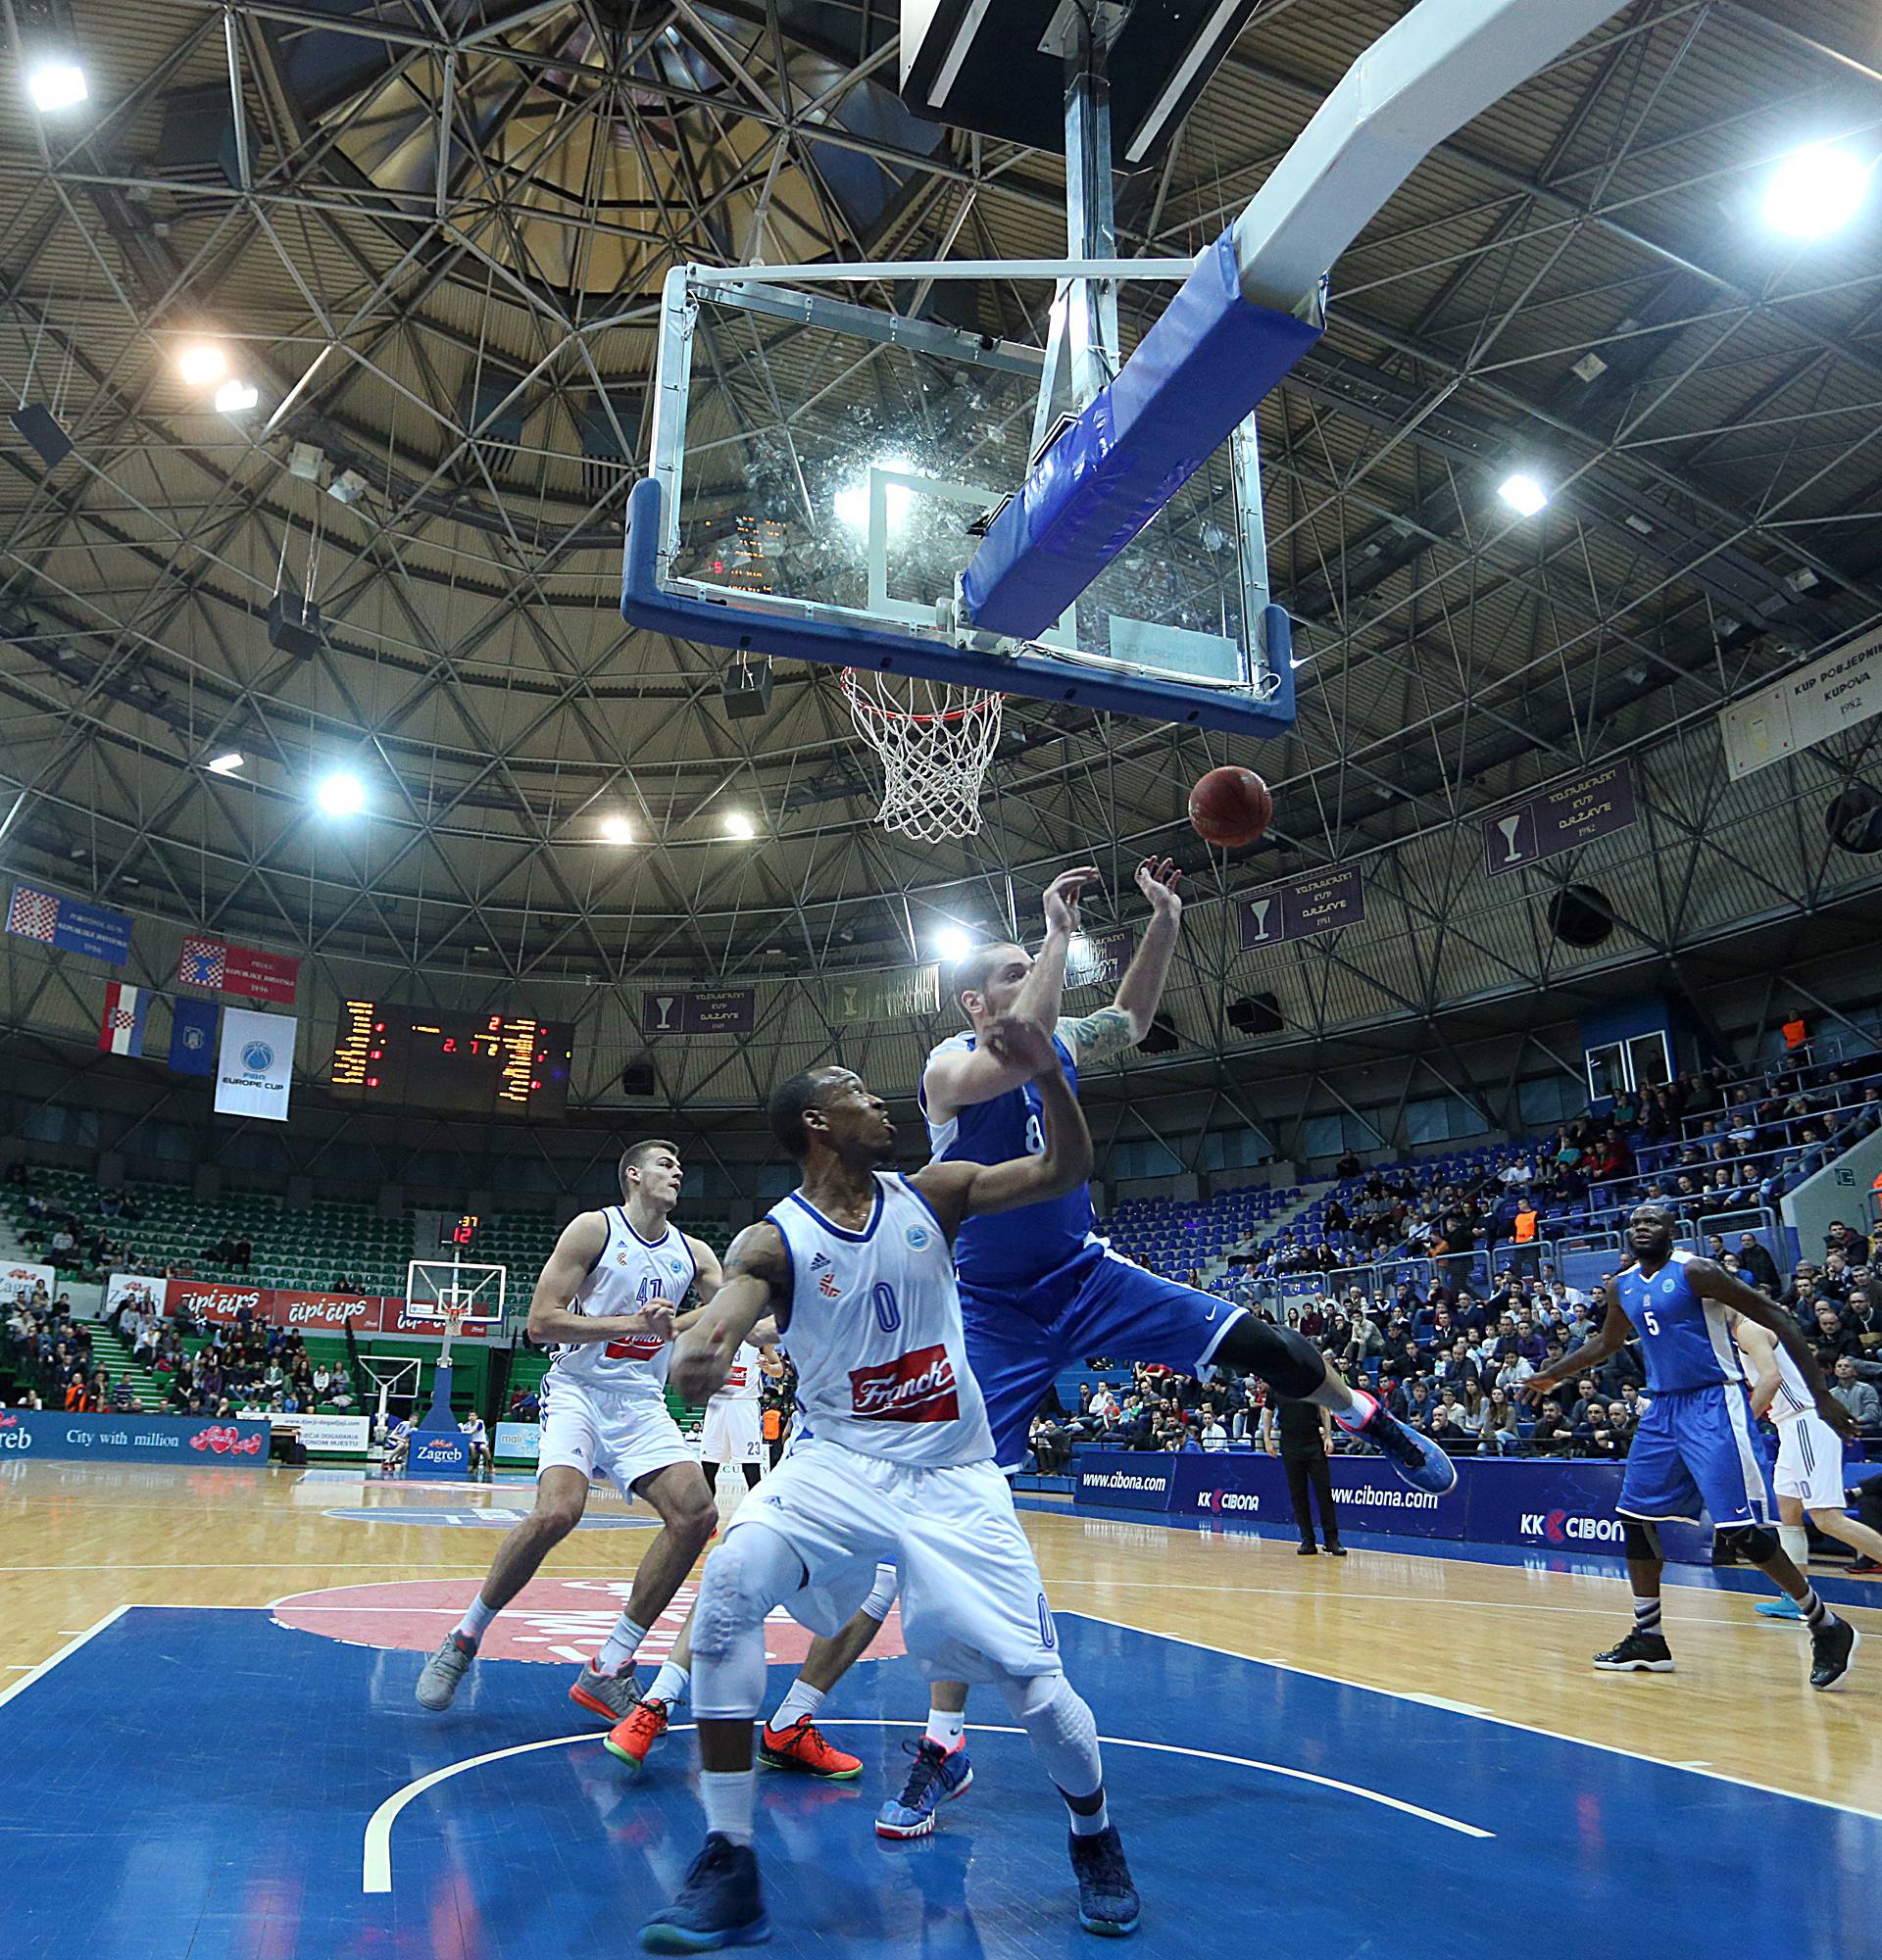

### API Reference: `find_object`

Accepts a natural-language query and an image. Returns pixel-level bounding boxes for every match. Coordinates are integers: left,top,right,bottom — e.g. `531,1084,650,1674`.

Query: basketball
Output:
1188,766,1273,849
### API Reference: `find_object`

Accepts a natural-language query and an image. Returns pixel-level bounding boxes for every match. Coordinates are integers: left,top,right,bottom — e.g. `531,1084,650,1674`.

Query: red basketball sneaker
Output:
758,1714,862,1780
604,1696,670,1772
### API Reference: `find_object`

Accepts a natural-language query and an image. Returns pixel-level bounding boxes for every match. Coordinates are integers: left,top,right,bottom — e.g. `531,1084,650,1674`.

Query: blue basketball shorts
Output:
962,1246,1246,1472
1615,1382,1773,1530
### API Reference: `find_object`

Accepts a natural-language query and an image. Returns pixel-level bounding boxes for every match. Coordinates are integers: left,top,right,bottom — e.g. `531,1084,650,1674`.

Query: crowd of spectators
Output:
3,1160,239,1284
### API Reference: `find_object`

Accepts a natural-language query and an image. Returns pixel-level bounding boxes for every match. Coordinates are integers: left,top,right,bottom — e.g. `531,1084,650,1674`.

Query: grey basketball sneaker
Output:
570,1663,642,1723
416,1631,477,1711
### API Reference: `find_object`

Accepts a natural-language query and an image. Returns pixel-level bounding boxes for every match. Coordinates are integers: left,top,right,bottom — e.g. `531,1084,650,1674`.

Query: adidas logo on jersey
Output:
809,1252,831,1272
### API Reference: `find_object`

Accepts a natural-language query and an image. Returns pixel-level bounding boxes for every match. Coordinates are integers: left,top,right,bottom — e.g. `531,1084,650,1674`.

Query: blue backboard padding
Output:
961,229,1322,642
619,477,1297,734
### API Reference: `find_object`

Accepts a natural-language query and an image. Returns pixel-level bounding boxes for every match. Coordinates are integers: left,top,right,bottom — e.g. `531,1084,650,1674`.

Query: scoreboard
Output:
328,1003,573,1117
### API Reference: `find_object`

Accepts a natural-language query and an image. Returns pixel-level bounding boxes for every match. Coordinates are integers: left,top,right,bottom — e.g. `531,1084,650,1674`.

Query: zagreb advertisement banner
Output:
157,1281,491,1341
0,1409,272,1464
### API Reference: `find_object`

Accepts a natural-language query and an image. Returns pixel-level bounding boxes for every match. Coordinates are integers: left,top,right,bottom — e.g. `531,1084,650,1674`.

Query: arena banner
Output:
379,1299,492,1340
157,1281,492,1341
1,1259,56,1305
279,1412,371,1454
1073,1450,1176,1511
1168,1452,1470,1539
1461,1459,1713,1564
408,1429,472,1480
495,1420,541,1463
0,1409,271,1464
105,1272,167,1316
272,1291,383,1335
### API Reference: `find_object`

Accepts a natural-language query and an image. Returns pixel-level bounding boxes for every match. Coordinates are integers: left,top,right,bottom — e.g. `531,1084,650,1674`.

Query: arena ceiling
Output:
2,0,1882,1128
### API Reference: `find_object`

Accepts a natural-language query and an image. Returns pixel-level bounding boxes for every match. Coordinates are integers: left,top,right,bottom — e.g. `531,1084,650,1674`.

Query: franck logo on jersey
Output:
849,1343,961,1423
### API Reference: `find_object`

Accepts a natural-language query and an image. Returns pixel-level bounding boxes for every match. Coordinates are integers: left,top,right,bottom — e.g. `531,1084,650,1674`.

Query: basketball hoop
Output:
842,669,1003,841
440,1299,467,1361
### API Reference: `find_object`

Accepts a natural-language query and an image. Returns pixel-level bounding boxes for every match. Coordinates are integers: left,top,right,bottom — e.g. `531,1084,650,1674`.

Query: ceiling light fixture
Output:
1762,144,1870,240
315,769,366,816
1498,471,1549,517
933,925,973,964
723,810,757,839
177,343,228,388
27,63,87,114
599,814,634,845
214,379,258,415
205,751,245,776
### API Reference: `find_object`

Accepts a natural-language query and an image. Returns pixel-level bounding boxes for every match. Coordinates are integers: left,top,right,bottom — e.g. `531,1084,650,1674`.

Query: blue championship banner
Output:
0,1410,271,1463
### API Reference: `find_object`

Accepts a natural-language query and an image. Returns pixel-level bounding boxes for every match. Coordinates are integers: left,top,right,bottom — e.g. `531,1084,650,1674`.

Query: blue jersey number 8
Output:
1024,1111,1045,1156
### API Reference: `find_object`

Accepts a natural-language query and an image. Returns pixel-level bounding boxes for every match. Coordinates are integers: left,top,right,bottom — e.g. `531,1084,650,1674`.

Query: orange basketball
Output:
1188,766,1273,849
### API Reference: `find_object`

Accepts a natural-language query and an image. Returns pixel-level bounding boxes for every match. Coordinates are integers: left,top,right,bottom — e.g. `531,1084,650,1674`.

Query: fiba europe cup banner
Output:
215,1006,297,1121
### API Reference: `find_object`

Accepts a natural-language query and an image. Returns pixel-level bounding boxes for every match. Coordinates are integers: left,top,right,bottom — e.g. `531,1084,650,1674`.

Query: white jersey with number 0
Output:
1738,1323,1812,1424
546,1206,696,1398
766,1171,992,1468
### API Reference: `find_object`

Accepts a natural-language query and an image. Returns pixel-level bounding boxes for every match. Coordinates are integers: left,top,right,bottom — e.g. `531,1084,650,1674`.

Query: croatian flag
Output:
98,982,149,1055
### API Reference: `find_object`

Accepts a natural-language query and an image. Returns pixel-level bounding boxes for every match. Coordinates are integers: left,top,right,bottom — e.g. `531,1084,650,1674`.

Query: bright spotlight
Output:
315,769,366,816
205,751,245,776
1498,471,1549,517
933,926,973,964
723,810,757,839
177,343,228,388
833,456,916,531
27,63,87,114
1762,144,1870,239
599,814,634,845
214,379,258,415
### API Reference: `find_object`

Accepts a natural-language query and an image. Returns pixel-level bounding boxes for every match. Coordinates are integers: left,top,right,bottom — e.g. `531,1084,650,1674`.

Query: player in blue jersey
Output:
1521,1202,1858,1690
752,861,1455,1838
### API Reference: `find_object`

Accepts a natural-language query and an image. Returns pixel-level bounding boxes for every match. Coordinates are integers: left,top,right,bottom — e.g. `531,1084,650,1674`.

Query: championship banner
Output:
98,981,149,1055
641,987,757,1038
1,1260,56,1305
1066,927,1135,992
1240,865,1365,948
215,1006,296,1121
1722,623,1882,779
831,964,941,1024
177,935,300,1004
1483,761,1638,877
7,883,132,964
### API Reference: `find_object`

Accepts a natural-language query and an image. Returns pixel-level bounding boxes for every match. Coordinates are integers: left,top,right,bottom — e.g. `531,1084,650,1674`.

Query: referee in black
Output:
1261,1392,1346,1556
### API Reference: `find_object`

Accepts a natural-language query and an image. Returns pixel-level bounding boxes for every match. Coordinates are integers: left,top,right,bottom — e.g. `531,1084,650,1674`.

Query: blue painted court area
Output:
3,1607,1874,1960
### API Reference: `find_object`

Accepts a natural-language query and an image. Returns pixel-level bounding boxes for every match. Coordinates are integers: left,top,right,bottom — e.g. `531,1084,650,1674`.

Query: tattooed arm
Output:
1063,858,1184,1060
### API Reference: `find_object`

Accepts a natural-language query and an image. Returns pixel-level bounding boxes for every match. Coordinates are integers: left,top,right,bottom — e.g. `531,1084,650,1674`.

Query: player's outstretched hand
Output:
1815,1389,1859,1443
1042,865,1100,937
981,1014,1059,1080
1135,856,1183,918
1513,1377,1550,1411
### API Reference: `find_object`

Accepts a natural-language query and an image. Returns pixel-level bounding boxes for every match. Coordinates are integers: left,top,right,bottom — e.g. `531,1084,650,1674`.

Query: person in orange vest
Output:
1510,1197,1541,1279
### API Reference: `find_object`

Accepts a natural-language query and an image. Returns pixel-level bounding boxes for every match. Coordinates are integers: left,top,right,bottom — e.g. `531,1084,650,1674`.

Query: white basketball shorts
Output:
699,1396,765,1465
537,1371,693,1498
722,1437,1063,1685
1772,1411,1848,1514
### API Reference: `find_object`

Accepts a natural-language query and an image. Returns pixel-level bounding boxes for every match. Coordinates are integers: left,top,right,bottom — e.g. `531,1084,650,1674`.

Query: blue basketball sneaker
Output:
1069,1824,1141,1936
874,1738,973,1839
639,1834,771,1953
1341,1395,1457,1495
1756,1594,1805,1621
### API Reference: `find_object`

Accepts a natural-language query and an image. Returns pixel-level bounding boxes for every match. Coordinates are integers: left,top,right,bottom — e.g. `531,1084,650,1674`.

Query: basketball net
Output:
842,669,1002,841
439,1300,467,1365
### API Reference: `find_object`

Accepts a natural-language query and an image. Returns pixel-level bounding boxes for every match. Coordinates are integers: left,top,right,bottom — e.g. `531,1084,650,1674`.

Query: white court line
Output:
1074,1611,1882,1824
361,1714,1491,1894
0,1604,128,1714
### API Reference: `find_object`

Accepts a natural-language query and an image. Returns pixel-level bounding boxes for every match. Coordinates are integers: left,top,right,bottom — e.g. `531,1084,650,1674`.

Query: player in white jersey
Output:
1734,1311,1882,1621
699,1338,782,1494
636,1018,1141,1953
416,1140,723,1723
458,1410,491,1481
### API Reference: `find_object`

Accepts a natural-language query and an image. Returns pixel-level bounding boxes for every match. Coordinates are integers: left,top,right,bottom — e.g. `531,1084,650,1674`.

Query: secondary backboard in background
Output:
632,262,1294,732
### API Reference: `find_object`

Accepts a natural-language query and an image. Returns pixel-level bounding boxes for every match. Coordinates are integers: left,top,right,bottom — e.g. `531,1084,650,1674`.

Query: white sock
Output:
1330,1385,1374,1429
455,1594,497,1644
768,1679,825,1732
1066,1790,1111,1838
598,1612,649,1676
645,1660,690,1709
700,1768,756,1845
925,1705,966,1752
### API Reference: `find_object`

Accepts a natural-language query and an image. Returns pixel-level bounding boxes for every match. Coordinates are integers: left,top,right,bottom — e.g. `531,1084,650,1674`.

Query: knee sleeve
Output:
1778,1522,1810,1567
1721,1523,1779,1564
1215,1316,1326,1400
861,1560,899,1623
690,1525,802,1721
998,1672,1102,1801
1621,1519,1662,1562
